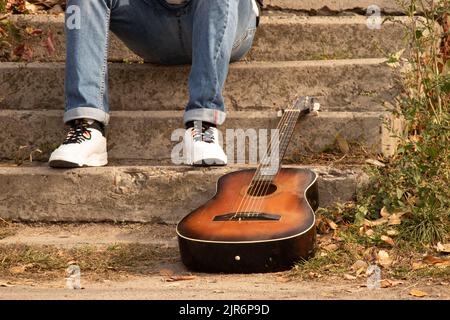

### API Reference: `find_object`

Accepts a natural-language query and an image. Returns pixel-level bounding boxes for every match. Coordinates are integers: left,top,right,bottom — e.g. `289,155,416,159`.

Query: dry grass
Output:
0,243,179,281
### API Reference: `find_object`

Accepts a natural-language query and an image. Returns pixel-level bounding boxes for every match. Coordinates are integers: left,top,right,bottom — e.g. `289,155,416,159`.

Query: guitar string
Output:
231,106,290,218
251,106,304,216
239,98,304,216
240,101,302,217
237,98,302,217
251,97,311,215
240,109,297,216
231,102,293,219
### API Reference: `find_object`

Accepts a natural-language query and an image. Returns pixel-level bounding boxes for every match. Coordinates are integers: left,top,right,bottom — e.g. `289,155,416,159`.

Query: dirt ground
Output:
0,223,448,300
1,272,448,300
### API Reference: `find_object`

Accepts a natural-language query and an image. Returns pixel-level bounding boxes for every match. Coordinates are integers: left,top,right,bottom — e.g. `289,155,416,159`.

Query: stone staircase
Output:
0,1,406,223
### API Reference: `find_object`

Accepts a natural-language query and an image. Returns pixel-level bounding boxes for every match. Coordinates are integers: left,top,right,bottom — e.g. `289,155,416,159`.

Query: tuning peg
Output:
310,99,321,117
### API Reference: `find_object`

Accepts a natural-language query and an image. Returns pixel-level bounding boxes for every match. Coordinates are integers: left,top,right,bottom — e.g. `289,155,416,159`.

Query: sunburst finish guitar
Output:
177,97,320,273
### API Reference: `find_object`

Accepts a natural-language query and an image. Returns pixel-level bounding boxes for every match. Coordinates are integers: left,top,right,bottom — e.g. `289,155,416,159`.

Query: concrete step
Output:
0,223,177,248
266,0,404,13
0,60,400,112
7,15,408,62
0,164,367,223
0,109,403,161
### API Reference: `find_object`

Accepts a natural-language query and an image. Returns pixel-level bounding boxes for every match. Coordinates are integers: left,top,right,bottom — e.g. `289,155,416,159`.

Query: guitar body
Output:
177,168,319,273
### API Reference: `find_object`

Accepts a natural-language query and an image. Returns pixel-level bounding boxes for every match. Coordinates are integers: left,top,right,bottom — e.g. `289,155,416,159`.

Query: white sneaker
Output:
184,121,227,166
49,119,108,168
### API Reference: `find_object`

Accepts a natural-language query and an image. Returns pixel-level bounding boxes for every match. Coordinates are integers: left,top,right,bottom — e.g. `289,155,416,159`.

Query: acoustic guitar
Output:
177,97,320,273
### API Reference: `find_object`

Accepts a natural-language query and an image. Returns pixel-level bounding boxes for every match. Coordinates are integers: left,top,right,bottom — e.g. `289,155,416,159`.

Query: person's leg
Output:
64,0,173,125
52,0,170,168
63,0,113,125
181,0,258,165
184,0,258,126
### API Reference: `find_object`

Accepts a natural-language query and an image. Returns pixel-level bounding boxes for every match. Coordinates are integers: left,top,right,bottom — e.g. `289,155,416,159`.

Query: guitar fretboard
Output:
253,108,303,184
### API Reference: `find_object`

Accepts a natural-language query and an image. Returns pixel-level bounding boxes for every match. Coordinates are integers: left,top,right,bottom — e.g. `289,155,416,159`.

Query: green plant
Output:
325,1,449,246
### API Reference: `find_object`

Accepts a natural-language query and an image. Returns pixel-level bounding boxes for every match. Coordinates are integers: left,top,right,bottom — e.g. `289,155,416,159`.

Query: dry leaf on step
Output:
409,289,428,297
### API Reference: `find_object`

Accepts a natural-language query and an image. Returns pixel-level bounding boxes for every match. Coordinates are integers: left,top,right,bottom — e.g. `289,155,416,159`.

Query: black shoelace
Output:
63,121,92,145
191,122,216,143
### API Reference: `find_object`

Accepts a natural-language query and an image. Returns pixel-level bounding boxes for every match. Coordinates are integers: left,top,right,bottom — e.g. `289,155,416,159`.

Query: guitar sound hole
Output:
247,183,277,197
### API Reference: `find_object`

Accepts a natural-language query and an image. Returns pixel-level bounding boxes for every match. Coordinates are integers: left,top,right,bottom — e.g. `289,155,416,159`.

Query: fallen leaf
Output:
25,26,43,35
364,217,388,227
165,276,196,282
25,2,40,13
9,266,25,274
365,159,386,167
326,218,338,230
409,289,428,297
436,242,450,254
381,279,403,288
388,212,406,225
380,207,391,218
423,255,449,266
335,133,350,154
344,274,357,280
0,282,15,287
377,250,393,267
351,260,368,272
386,229,399,237
9,263,33,274
365,229,375,237
45,29,56,56
323,243,339,252
381,235,395,246
359,226,365,236
412,261,426,270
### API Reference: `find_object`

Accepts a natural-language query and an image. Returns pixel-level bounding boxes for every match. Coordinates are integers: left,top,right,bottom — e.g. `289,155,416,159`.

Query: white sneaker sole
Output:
49,152,108,168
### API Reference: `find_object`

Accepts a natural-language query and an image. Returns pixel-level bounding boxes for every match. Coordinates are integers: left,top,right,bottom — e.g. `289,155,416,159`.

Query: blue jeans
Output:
64,0,258,126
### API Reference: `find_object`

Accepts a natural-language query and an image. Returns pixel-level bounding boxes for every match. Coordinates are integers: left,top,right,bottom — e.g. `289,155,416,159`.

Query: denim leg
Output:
184,0,257,126
64,0,115,125
64,0,257,126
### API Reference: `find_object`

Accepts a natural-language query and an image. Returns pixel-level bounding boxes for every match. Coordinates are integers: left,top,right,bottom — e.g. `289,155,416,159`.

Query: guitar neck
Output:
254,109,302,183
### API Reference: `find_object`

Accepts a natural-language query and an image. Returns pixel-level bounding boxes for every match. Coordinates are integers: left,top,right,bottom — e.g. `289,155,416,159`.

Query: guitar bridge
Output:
213,213,281,221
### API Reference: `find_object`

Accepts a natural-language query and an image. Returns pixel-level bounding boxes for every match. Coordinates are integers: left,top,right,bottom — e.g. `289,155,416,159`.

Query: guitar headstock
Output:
277,97,321,118
294,96,321,117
